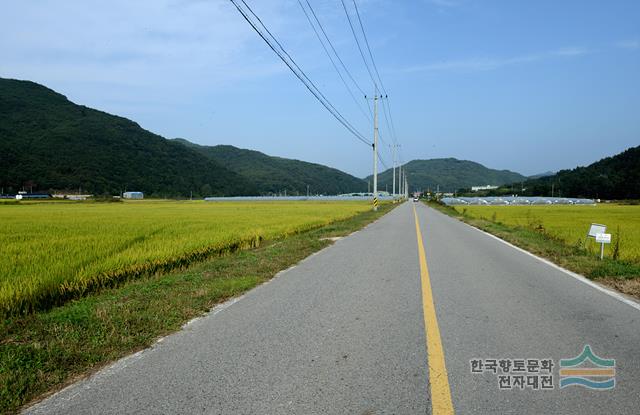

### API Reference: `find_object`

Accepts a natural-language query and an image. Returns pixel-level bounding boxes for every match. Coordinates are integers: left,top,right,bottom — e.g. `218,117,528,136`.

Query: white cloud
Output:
405,47,590,73
615,39,640,50
0,0,293,92
427,0,460,8
552,47,590,56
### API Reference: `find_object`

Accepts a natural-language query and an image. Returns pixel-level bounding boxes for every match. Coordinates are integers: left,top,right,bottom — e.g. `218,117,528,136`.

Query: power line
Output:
380,97,394,144
351,0,400,145
376,149,389,170
230,0,371,146
351,0,386,94
303,0,370,100
297,0,371,123
339,0,378,91
383,98,399,144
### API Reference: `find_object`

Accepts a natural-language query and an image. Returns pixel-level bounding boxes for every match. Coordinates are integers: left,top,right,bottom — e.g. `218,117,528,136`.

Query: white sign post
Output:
588,223,607,239
595,233,611,260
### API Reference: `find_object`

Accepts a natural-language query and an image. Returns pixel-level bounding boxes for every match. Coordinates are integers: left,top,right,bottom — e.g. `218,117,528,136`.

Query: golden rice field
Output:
0,200,371,315
453,204,640,262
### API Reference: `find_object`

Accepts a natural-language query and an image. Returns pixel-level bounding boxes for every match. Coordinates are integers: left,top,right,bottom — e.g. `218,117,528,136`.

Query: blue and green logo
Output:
559,345,615,390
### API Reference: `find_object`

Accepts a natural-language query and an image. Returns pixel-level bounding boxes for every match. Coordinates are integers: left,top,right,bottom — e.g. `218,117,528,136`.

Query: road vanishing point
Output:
26,202,640,414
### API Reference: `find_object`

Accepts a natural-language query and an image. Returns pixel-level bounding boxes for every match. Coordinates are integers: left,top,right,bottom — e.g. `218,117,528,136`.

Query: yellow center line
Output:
413,204,455,415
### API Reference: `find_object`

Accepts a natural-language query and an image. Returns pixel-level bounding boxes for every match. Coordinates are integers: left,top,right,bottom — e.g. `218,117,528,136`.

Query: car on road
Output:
413,196,419,202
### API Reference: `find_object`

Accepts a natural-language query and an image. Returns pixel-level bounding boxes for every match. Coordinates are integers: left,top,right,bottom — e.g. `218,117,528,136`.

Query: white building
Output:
123,191,144,199
471,185,498,192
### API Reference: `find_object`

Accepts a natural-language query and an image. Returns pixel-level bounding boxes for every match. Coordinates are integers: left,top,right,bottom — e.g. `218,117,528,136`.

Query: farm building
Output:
123,191,144,199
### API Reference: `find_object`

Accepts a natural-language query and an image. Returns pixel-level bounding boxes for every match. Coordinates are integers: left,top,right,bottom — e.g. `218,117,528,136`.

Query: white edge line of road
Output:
442,209,640,312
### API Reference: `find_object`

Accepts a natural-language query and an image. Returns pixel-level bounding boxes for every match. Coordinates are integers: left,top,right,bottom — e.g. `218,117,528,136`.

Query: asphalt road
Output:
25,202,640,414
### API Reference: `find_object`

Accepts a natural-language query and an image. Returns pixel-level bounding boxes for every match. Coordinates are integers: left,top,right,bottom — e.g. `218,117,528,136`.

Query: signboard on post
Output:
595,232,612,260
588,223,607,238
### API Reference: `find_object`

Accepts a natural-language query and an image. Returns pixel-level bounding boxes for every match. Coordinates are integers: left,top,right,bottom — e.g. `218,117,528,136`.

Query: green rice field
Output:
0,200,371,315
453,204,640,263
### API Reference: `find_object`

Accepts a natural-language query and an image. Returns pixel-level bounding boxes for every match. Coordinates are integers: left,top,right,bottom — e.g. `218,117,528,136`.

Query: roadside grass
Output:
0,203,394,414
426,201,640,298
452,203,640,262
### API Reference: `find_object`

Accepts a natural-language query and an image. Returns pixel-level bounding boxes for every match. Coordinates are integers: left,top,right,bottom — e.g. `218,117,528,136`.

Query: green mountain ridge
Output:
0,78,257,197
0,78,368,197
171,139,367,195
528,171,555,179
367,158,526,193
519,146,640,199
8,77,628,200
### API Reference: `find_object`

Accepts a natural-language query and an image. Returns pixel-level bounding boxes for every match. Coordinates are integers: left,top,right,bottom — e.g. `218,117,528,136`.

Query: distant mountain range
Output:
171,139,366,195
528,171,555,179
3,77,635,199
520,146,640,199
0,78,256,197
0,78,363,197
367,158,526,193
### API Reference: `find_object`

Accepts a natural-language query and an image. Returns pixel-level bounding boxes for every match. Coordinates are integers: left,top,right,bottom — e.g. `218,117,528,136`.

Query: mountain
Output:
172,139,367,195
0,78,258,197
367,158,526,192
521,146,640,199
529,171,555,179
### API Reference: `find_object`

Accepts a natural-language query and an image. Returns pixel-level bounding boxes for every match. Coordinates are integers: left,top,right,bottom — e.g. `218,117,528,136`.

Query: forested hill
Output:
367,158,526,192
0,78,257,197
172,139,367,195
520,146,640,199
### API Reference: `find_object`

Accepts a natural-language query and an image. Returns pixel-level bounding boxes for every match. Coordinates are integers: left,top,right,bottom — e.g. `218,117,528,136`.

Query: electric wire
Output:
339,0,378,91
231,0,371,146
297,0,371,123
351,0,400,145
303,0,370,100
351,0,386,94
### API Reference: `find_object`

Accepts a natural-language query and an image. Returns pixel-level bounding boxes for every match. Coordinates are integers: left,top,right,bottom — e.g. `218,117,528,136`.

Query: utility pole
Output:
398,164,402,199
402,169,406,198
391,144,399,198
371,93,379,211
404,173,408,198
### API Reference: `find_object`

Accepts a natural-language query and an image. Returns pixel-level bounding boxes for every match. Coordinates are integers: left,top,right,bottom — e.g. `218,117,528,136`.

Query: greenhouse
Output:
440,196,596,206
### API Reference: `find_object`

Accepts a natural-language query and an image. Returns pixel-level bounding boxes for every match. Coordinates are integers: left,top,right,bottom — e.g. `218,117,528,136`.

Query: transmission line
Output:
351,0,386,94
303,0,370,100
351,0,400,145
297,0,371,123
230,0,371,146
339,0,378,91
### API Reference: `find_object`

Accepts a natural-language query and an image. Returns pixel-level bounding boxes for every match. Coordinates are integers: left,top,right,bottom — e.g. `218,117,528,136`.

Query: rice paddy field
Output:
0,200,371,315
453,204,640,263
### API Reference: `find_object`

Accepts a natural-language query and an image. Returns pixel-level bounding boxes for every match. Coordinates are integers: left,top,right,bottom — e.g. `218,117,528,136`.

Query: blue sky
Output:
1,0,638,177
